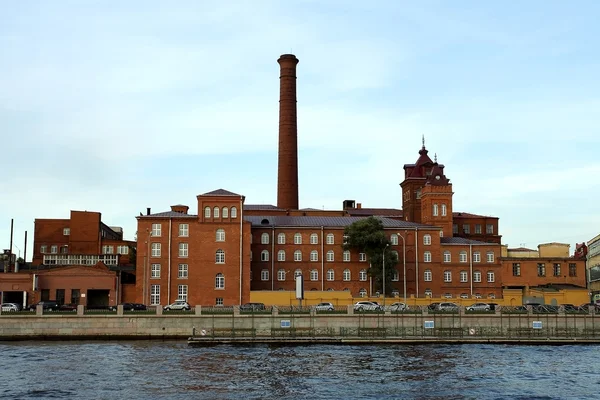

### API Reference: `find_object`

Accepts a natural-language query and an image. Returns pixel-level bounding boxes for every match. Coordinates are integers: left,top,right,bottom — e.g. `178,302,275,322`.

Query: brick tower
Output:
277,54,299,210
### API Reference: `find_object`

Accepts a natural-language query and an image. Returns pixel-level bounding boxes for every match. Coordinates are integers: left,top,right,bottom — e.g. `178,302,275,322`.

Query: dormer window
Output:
213,207,220,218
204,207,211,218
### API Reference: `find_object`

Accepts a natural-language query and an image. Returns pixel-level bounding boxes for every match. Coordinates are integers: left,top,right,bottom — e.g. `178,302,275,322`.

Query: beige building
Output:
501,242,571,259
587,234,600,294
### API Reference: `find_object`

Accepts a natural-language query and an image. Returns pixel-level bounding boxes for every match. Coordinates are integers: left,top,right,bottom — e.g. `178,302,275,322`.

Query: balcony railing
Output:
42,254,119,266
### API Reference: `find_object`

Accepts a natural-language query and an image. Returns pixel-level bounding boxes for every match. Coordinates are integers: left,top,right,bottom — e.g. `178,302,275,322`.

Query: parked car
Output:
427,302,441,311
466,303,491,312
108,303,147,312
1,303,20,312
28,301,60,312
164,300,191,311
239,303,266,311
353,301,382,312
389,302,407,311
314,302,335,311
487,303,499,311
578,303,600,312
561,304,579,312
59,303,78,311
437,302,459,311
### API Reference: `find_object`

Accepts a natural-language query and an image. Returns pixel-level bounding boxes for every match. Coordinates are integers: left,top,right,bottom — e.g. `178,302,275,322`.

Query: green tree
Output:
342,217,398,296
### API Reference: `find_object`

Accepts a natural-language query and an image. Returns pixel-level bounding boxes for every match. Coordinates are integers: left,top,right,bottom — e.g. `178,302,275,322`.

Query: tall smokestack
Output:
277,54,299,210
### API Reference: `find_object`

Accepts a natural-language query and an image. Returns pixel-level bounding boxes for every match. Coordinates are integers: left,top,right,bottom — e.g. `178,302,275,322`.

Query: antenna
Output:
422,134,425,147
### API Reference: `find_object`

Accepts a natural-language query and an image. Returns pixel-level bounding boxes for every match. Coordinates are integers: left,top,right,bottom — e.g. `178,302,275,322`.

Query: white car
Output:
353,301,382,312
466,303,491,311
388,302,407,311
314,302,334,311
1,303,20,312
164,300,191,311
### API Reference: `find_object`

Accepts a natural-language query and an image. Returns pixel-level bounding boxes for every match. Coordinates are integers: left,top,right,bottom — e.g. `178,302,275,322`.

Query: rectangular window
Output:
359,253,367,262
216,298,223,306
179,243,188,258
343,251,350,262
486,252,494,263
151,243,161,257
537,263,546,277
444,271,452,282
424,270,432,282
473,252,481,263
473,272,481,283
151,263,161,278
151,223,161,237
474,224,482,234
63,228,70,236
553,263,561,277
569,263,577,277
462,224,470,234
453,224,458,234
117,246,129,254
487,272,495,283
460,271,468,282
179,224,189,237
150,285,160,305
51,245,58,254
41,289,50,301
460,252,468,263
56,289,65,306
102,245,114,254
40,245,47,253
261,270,269,281
178,285,188,301
424,251,431,262
310,234,318,244
423,235,431,245
443,252,451,263
512,263,521,276
71,289,80,305
178,264,188,279
278,234,286,244
60,246,68,254
486,224,494,234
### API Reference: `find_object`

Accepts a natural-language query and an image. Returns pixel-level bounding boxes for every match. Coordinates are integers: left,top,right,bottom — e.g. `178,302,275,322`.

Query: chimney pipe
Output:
8,219,13,272
147,207,151,216
276,54,299,210
23,230,27,265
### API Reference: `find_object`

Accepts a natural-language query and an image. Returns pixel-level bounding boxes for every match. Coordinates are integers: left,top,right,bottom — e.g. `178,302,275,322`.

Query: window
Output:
475,224,482,234
310,269,318,281
63,228,70,236
444,270,452,282
460,271,468,282
178,264,188,279
453,224,458,234
222,207,228,218
443,251,451,263
213,207,220,218
359,289,367,297
327,269,335,281
179,224,189,237
463,224,470,234
176,243,188,258
278,250,285,262
440,231,443,237
392,270,399,281
359,269,367,281
473,271,482,283
424,269,432,282
40,245,47,253
423,234,431,245
278,269,286,281
278,233,286,244
215,273,224,289
102,245,113,254
343,250,351,262
441,204,447,216
151,263,161,278
295,269,302,277
391,250,398,260
294,233,302,244
553,263,561,276
60,246,68,254
537,263,546,277
424,289,432,297
487,271,495,283
215,249,225,264
117,246,128,254
261,270,269,281
473,252,481,263
433,204,438,216
486,224,494,234
343,235,349,244
391,234,398,245
310,233,318,244
460,293,469,299
326,234,334,245
486,251,494,263
294,250,302,262
151,243,161,257
488,293,496,299
204,207,211,218
416,189,421,199
51,245,58,254
327,250,334,262
151,223,161,237
71,289,80,305
150,285,160,305
215,229,225,242
178,285,188,301
424,251,431,262
569,263,577,277
343,269,351,281
513,263,521,276
231,207,237,218
261,250,269,262
261,233,269,244
359,253,367,262
310,250,318,262
216,298,223,306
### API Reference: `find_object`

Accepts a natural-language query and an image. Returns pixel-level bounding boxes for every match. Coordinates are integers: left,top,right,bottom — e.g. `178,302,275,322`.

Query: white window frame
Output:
216,229,225,242
359,289,367,298
178,264,188,279
40,245,47,253
204,207,211,218
63,228,70,236
151,243,161,257
433,204,438,216
441,204,447,216
215,249,225,264
310,250,318,262
460,270,468,282
326,233,335,245
359,253,367,262
213,207,220,218
50,245,58,254
231,207,237,218
261,233,269,244
474,271,482,283
294,233,302,244
261,250,269,262
424,251,431,262
215,273,225,289
278,233,286,244
423,234,431,245
424,269,432,282
310,233,318,244
444,270,452,282
392,270,399,281
326,250,334,262
216,297,223,306
391,234,398,245
151,263,161,278
359,269,367,281
443,251,451,263
179,224,189,237
178,285,188,301
343,250,351,262
178,243,188,258
278,250,285,262
473,252,481,263
343,269,351,281
486,251,494,263
150,285,160,305
261,270,269,281
459,251,467,263
151,223,161,237
294,250,302,262
310,269,318,281
327,269,335,281
278,269,286,281
222,207,229,218
487,271,495,283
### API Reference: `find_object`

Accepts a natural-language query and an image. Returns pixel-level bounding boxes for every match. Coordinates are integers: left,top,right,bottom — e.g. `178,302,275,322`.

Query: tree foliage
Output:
343,217,398,295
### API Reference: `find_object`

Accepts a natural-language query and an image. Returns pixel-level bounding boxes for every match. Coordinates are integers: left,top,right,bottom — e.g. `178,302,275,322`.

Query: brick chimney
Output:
277,54,299,210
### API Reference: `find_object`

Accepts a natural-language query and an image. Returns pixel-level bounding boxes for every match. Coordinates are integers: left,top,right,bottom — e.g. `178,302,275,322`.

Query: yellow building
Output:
587,233,600,296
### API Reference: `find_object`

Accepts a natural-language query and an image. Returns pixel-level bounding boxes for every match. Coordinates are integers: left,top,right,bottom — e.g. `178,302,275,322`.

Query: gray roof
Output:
244,215,434,229
244,204,283,210
441,237,496,245
200,189,241,196
138,211,197,218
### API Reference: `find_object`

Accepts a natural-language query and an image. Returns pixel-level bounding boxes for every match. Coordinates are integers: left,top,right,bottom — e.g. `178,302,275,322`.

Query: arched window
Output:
277,250,285,262
294,250,302,262
310,269,318,281
310,233,318,244
424,269,432,281
391,234,398,245
392,270,399,281
277,233,286,244
460,270,468,282
326,250,334,262
444,270,452,282
487,271,495,282
294,233,302,244
213,207,219,218
433,204,438,216
359,288,367,297
459,251,468,263
215,249,225,264
326,233,335,244
310,250,318,262
423,234,431,245
215,273,224,289
222,207,228,218
487,252,495,263
443,251,451,263
204,207,211,218
359,269,367,281
424,251,431,262
261,233,269,244
327,269,335,281
473,252,481,263
261,250,269,262
277,269,285,281
231,207,237,218
343,250,351,262
216,229,225,242
343,269,351,281
441,204,447,216
474,270,482,283
294,269,302,277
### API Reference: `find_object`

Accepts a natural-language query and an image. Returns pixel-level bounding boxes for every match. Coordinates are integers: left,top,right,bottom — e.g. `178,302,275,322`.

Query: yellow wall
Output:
538,243,570,258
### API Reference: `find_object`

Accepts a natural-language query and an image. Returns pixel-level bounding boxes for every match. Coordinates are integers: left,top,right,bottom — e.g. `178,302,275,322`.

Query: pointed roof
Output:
200,189,241,197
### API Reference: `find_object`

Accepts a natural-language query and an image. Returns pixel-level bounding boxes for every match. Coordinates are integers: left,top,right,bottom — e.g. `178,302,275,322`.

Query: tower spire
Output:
422,134,425,149
434,153,437,163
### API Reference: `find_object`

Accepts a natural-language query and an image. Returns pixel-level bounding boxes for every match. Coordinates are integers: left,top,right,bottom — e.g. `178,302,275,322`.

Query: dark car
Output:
240,303,266,311
28,301,60,312
109,303,147,311
427,302,440,311
562,304,579,312
579,303,600,312
59,303,78,311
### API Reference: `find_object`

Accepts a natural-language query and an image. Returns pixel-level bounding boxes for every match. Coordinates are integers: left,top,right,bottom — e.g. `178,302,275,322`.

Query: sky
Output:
1,1,599,260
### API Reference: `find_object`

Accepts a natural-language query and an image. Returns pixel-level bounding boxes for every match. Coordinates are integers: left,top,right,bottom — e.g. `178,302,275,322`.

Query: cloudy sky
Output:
1,1,599,259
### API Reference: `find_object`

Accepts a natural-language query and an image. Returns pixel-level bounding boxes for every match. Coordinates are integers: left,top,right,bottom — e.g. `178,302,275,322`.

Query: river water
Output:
0,341,598,399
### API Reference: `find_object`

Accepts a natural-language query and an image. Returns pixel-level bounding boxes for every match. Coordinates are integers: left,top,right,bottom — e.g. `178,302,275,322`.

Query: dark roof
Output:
138,211,197,218
244,215,434,229
244,204,283,211
346,208,403,217
441,237,497,245
200,189,241,196
453,212,498,219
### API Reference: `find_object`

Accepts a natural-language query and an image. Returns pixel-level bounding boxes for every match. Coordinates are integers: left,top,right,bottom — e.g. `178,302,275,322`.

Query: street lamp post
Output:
397,232,406,304
382,243,389,308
